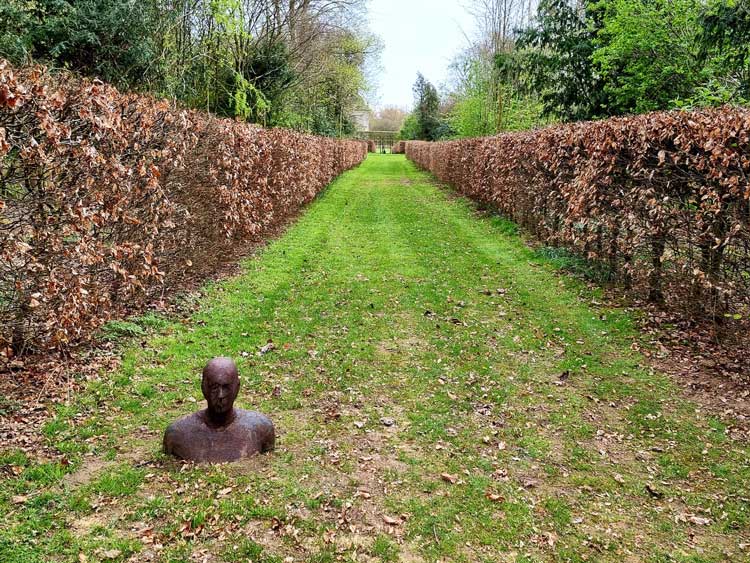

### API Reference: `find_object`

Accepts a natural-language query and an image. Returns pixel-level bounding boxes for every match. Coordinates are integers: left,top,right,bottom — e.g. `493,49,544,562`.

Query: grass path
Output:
2,155,749,563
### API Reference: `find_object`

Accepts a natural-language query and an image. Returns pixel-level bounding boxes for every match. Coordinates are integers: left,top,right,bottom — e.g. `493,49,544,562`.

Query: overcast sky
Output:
368,0,476,110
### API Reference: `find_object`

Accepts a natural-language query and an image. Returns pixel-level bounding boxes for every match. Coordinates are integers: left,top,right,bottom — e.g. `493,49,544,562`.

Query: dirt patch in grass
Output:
376,335,427,359
651,346,750,439
63,457,113,488
70,505,127,535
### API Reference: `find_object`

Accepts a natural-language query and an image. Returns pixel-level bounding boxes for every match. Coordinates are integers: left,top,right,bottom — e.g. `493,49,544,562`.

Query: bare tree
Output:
465,0,538,55
453,0,540,132
370,106,408,131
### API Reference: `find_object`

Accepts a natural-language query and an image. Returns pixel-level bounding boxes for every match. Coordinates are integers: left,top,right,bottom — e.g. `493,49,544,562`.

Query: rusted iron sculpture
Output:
163,357,275,462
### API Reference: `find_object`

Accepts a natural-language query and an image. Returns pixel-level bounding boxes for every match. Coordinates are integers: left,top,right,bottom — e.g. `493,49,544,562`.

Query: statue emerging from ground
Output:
163,357,275,462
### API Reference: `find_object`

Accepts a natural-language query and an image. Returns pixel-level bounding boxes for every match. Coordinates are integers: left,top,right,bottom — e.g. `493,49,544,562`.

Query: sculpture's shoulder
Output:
165,411,205,435
234,409,275,452
163,408,275,460
163,411,206,452
235,409,274,428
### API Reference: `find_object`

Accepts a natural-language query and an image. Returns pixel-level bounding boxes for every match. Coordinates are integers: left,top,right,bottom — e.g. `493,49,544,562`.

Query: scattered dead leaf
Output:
441,473,458,484
485,491,504,502
382,515,400,526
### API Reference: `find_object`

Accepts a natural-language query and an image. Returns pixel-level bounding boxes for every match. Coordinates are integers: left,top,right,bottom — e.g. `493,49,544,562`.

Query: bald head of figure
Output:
202,357,240,418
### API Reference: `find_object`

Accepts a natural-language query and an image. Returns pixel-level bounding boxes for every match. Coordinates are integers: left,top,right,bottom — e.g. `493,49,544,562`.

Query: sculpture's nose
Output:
218,387,227,399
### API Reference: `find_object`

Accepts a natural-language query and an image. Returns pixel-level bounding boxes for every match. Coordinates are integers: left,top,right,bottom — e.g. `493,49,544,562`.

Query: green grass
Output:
1,154,748,562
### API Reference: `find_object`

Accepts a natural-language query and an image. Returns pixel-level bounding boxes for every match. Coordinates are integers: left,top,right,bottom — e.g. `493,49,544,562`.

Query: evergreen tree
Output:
516,0,608,121
412,73,442,140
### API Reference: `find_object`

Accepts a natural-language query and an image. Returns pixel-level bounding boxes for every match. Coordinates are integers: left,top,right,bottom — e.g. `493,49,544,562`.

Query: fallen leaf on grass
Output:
133,524,154,540
645,484,664,499
383,515,400,526
485,491,504,502
258,341,275,355
177,520,204,539
441,473,458,484
688,515,711,526
11,495,28,505
324,410,341,422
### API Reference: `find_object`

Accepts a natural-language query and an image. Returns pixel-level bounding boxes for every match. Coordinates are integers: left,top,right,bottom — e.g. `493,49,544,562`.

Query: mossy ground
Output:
1,155,748,562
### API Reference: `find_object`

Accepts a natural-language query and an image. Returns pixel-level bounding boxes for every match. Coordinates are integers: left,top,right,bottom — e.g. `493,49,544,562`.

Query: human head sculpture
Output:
201,357,240,420
163,357,275,462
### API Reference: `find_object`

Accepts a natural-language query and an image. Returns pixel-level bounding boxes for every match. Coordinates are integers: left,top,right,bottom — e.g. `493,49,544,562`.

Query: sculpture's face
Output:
202,358,240,416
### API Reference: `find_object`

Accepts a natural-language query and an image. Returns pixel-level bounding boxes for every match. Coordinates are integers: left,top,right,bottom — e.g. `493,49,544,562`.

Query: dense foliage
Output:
412,0,749,141
406,107,750,325
0,61,366,356
515,0,606,122
0,0,379,136
0,0,158,89
521,0,748,119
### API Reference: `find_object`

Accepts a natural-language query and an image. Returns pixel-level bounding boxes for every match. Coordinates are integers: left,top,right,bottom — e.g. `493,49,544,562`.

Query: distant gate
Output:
356,131,398,153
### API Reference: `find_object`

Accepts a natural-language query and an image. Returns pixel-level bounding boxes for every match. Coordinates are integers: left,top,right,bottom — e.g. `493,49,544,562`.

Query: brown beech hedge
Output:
406,107,750,323
0,61,366,355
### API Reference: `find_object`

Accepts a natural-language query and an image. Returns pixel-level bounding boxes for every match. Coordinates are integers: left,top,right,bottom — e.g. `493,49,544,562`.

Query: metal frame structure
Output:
355,130,398,153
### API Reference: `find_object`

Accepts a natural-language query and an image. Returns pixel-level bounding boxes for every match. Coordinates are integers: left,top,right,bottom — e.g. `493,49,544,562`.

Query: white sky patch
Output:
368,0,475,110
